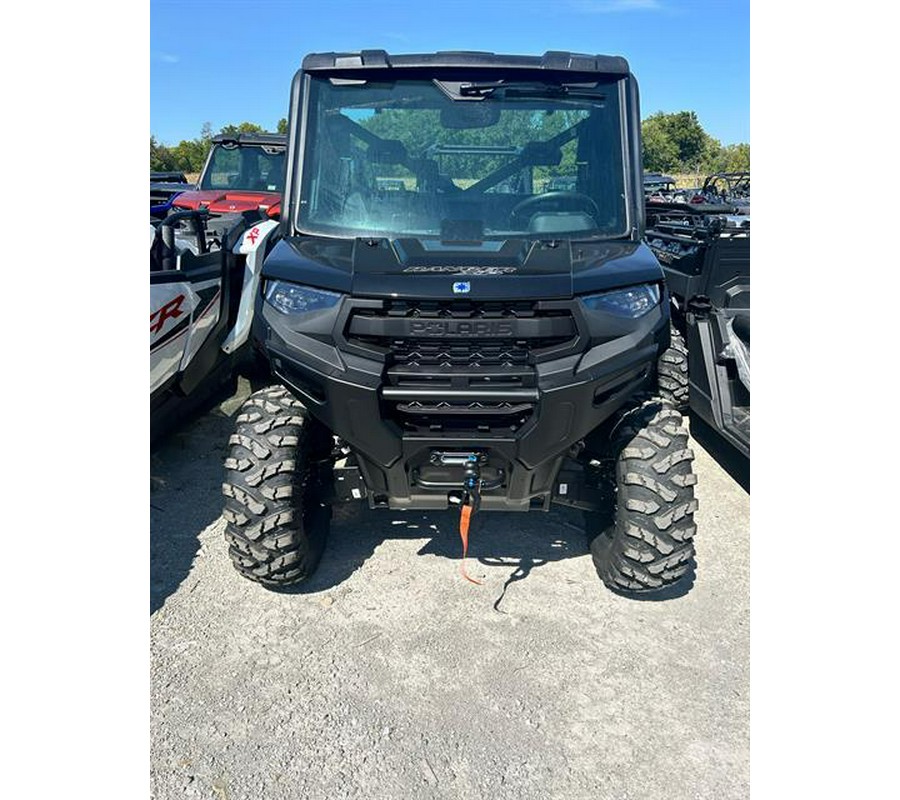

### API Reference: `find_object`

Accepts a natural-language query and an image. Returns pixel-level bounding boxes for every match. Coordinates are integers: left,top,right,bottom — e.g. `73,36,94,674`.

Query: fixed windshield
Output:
199,144,286,192
297,76,628,240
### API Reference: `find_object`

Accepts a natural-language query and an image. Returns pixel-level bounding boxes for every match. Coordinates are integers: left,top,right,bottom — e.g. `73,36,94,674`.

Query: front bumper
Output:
256,294,668,511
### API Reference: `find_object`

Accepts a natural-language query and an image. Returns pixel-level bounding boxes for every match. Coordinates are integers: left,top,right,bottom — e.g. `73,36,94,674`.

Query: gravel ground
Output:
151,379,750,800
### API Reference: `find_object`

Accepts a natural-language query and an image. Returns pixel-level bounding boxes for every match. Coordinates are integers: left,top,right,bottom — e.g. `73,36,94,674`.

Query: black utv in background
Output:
648,201,750,459
222,50,699,596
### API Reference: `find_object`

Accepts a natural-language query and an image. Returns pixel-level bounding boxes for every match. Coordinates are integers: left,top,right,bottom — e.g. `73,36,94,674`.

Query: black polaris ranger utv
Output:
221,50,699,596
647,201,750,459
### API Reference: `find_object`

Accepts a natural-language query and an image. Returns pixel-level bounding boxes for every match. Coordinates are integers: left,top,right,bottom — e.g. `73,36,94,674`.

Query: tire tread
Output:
221,384,330,587
591,396,698,595
657,326,689,411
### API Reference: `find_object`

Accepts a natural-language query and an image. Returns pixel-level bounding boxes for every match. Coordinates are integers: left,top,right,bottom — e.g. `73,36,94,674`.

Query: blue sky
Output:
151,0,748,146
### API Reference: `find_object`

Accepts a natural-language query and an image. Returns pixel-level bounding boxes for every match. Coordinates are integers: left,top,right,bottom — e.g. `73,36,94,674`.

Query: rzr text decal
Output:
151,295,185,334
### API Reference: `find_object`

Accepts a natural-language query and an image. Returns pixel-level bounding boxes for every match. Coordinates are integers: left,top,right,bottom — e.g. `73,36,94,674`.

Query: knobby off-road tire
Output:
657,326,689,412
222,384,332,587
590,398,698,595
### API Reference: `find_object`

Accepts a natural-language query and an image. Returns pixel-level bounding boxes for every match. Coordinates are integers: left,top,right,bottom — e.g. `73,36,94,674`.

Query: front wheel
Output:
222,385,332,587
590,398,698,595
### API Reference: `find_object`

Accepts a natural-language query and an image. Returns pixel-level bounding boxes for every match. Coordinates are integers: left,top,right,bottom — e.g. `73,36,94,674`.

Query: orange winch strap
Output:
458,502,482,585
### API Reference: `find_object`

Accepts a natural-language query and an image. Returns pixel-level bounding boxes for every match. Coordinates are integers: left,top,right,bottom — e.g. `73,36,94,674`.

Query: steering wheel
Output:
510,191,600,226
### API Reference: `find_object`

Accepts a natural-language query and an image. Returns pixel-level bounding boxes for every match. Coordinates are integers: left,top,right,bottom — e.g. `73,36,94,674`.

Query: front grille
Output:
392,339,531,369
393,398,535,435
344,298,580,435
347,299,578,368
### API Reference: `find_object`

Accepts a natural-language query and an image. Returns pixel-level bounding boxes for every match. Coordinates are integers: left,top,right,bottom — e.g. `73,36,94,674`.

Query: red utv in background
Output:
172,133,286,219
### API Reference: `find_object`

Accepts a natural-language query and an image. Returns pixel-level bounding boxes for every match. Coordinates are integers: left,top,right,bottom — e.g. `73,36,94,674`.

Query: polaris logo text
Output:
452,281,471,294
408,320,515,337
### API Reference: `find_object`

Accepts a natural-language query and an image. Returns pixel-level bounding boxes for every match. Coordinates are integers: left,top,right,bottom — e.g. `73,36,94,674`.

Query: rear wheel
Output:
590,398,698,595
657,325,689,411
222,385,332,587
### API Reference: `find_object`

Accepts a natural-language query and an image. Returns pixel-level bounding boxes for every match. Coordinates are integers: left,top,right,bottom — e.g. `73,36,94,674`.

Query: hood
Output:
262,235,664,300
172,189,280,214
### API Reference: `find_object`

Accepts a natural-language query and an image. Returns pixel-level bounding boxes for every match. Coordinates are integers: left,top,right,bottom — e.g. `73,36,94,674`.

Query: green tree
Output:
151,121,287,173
641,111,749,174
277,117,288,134
150,136,177,171
219,121,265,136
717,142,750,172
169,138,208,172
151,124,217,173
642,111,708,170
641,117,679,172
667,111,708,166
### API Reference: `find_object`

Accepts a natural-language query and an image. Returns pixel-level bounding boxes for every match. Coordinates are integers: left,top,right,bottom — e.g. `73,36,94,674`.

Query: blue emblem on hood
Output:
452,281,471,294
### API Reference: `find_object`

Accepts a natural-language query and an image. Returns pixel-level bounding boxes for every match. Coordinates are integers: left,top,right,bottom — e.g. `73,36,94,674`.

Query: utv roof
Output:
300,50,630,76
151,171,188,183
210,133,286,147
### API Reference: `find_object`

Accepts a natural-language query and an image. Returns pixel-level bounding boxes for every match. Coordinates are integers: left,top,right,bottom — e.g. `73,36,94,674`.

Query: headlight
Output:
581,284,661,318
264,281,342,315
